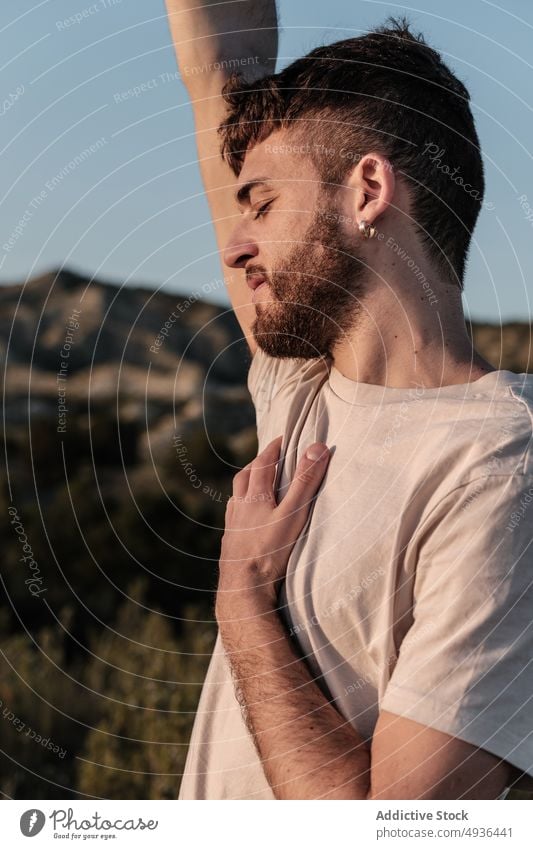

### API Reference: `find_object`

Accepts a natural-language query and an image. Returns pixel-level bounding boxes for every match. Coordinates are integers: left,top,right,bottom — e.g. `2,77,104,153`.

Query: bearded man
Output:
165,0,533,800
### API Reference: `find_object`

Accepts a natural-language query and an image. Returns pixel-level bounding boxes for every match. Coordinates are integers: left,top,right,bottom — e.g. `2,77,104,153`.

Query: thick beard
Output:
251,205,369,359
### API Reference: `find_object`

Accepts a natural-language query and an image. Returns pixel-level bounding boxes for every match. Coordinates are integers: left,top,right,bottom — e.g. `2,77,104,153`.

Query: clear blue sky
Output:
1,0,532,321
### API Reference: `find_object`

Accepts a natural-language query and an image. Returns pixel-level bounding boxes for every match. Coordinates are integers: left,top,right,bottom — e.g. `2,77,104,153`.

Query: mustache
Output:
245,264,270,282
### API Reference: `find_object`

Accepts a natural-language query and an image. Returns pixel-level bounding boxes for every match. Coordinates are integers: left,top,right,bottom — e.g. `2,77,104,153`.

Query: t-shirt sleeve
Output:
381,473,533,777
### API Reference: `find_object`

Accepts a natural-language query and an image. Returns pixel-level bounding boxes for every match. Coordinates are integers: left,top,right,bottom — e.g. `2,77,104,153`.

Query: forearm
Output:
165,0,278,93
164,0,278,351
216,590,371,799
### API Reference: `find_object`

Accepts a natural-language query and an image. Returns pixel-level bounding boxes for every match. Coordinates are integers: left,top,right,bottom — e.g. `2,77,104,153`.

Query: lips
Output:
251,281,270,303
246,273,267,291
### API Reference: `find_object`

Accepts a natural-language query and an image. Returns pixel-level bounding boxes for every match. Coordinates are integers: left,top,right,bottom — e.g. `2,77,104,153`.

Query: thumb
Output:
279,442,330,522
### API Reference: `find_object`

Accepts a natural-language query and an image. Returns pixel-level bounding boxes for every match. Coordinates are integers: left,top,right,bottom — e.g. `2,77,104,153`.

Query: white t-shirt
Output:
179,349,533,799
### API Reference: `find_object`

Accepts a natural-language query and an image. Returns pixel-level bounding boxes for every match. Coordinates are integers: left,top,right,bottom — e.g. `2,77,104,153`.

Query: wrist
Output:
216,580,279,625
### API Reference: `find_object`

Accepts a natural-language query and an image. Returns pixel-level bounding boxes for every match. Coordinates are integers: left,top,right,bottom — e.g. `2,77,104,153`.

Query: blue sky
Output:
1,0,532,321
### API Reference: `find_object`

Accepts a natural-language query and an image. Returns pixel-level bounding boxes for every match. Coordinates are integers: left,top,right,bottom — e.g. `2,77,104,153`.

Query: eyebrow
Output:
235,178,274,207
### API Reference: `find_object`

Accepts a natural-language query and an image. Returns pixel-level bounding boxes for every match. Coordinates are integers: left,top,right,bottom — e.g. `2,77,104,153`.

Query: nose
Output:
223,224,259,269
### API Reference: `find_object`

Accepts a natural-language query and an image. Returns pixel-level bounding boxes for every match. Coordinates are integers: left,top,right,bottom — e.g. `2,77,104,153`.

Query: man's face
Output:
224,131,370,359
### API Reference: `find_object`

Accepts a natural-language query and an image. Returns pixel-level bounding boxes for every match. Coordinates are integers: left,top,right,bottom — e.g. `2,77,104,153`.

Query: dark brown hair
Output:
218,16,485,289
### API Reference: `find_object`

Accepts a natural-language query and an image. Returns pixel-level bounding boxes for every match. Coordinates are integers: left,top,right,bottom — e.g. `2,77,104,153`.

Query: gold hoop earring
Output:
358,219,377,239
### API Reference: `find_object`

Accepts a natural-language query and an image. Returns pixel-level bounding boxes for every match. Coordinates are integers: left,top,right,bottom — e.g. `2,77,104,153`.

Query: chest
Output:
276,431,421,668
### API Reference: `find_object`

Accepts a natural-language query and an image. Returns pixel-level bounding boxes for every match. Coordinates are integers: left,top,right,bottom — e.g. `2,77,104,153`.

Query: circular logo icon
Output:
20,809,45,837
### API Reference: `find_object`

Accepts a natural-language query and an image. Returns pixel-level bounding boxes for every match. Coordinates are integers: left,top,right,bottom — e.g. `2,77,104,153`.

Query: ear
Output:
345,151,395,229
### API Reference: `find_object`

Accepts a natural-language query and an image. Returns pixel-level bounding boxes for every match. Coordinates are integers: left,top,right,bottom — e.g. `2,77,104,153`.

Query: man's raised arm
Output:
164,0,278,355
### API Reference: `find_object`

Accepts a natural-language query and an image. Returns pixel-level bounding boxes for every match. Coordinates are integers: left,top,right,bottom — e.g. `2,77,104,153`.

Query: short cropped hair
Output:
219,16,485,289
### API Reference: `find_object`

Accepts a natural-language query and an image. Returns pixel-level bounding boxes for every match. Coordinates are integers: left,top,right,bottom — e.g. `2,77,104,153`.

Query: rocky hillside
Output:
468,320,532,375
2,268,531,507
2,268,255,466
2,268,530,417
1,268,257,641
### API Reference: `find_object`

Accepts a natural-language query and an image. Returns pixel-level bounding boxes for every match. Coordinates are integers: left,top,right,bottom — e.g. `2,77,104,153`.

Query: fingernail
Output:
306,443,329,461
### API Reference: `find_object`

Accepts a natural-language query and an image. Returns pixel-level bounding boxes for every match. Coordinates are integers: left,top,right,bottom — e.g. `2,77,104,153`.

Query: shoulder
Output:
247,346,331,416
435,371,533,486
469,371,533,479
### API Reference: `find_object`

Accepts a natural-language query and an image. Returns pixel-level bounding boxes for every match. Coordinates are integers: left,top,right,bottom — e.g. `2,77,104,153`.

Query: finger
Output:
247,434,283,497
279,442,330,522
231,436,281,499
232,463,252,499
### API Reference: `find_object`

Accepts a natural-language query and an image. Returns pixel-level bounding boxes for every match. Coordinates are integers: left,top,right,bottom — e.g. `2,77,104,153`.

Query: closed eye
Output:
253,200,274,220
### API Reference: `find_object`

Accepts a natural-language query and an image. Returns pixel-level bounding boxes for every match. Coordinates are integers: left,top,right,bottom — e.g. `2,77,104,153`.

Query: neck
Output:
331,275,496,389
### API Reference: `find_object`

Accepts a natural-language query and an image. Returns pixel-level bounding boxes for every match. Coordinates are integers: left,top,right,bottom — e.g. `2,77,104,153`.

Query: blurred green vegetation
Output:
0,413,244,799
78,582,216,800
